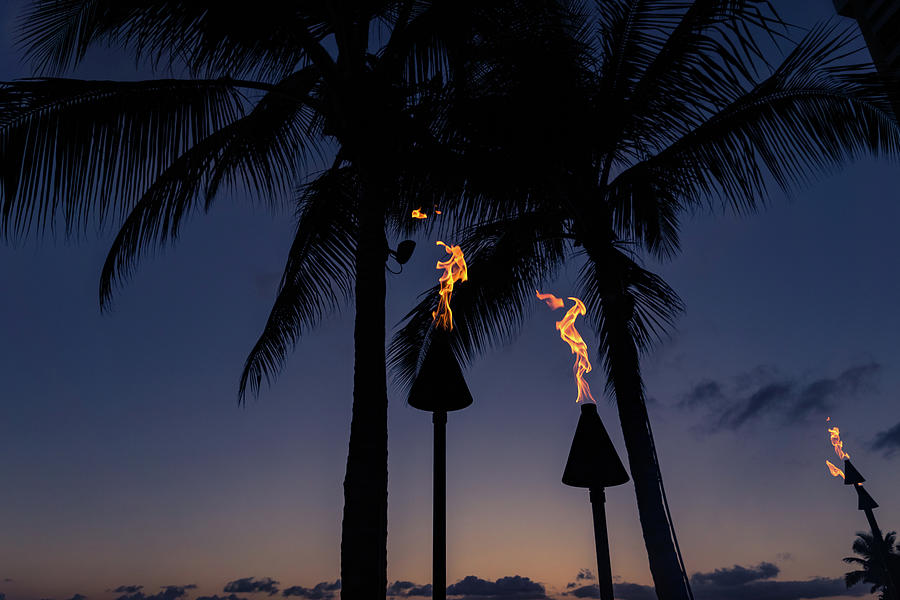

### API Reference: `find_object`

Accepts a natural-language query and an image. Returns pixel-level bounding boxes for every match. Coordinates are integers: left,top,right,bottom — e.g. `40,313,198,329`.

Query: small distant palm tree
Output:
844,531,900,600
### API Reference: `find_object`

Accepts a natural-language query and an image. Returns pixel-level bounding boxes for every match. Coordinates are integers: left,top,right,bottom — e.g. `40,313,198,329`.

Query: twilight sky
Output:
2,1,900,600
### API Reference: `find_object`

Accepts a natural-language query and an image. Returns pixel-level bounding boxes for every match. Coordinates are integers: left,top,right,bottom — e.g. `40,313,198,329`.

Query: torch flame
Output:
536,291,596,404
825,460,845,479
432,241,468,330
411,208,428,219
829,426,850,460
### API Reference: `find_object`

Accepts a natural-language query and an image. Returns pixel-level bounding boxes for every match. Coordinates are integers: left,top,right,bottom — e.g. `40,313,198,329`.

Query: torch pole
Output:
862,506,898,600
433,410,447,600
589,488,615,600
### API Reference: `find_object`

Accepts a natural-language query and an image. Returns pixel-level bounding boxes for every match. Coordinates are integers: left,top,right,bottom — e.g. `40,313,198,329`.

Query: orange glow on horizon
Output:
432,241,468,330
536,291,596,404
411,208,428,219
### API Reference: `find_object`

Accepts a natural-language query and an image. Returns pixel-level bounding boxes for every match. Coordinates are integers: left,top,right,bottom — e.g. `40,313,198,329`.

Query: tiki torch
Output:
535,291,630,600
408,241,471,600
563,402,630,600
409,330,473,600
826,427,898,600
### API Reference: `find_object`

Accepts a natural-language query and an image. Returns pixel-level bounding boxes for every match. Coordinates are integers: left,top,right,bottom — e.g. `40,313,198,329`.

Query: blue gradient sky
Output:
2,1,899,599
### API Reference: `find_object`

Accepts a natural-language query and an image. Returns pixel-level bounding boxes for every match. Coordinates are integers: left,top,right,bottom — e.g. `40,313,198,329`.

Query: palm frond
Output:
19,0,333,81
608,22,900,239
0,77,246,238
239,167,357,402
577,241,683,358
388,210,567,391
97,69,324,308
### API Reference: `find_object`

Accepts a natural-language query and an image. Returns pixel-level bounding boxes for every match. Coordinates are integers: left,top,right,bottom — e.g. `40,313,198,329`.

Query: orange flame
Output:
432,241,468,330
411,208,428,219
435,210,442,215
536,291,596,404
825,460,845,479
829,426,849,460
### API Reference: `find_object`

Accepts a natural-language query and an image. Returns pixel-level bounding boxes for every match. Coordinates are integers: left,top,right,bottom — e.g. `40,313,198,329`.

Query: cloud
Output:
680,362,880,432
281,581,340,599
716,382,794,430
872,421,900,457
1,593,5,600
196,595,250,600
606,560,868,600
387,581,431,597
691,562,779,586
65,595,87,600
446,575,547,599
114,587,143,594
115,585,196,600
679,380,725,409
789,363,880,420
3,579,11,582
225,579,280,596
575,570,594,582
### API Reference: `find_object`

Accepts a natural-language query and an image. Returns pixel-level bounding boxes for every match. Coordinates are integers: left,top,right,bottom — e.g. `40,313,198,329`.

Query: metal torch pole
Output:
589,488,614,600
433,410,447,600
862,507,899,600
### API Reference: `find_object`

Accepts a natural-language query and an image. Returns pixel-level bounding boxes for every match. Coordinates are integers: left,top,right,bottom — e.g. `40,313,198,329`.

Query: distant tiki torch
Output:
563,403,630,600
826,427,898,600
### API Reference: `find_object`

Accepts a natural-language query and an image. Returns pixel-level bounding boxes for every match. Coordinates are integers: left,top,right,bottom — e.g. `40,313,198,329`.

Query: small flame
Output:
829,426,850,460
536,291,596,404
411,208,428,219
825,460,845,479
432,241,468,330
536,291,565,310
826,416,831,422
435,210,442,215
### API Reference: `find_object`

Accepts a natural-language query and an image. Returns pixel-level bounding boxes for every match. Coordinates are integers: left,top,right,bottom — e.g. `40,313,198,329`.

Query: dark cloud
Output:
65,595,87,600
872,421,900,457
610,563,868,600
1,593,6,600
679,380,725,409
114,587,143,594
575,569,594,582
789,363,880,420
716,382,794,430
387,581,431,597
691,562,779,586
694,577,869,600
196,595,249,600
115,585,196,600
446,575,546,599
281,580,340,599
3,579,11,582
225,579,280,596
682,362,880,432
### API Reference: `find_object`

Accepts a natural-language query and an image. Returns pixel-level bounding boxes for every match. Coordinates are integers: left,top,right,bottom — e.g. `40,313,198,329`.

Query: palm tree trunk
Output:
340,166,388,600
605,298,690,600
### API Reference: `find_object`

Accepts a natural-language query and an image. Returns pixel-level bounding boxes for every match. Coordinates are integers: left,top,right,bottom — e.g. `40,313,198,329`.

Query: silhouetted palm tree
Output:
0,2,575,597
845,531,900,600
390,3,900,599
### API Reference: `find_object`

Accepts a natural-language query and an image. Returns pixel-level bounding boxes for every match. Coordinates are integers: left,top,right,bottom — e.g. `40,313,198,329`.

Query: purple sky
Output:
2,2,899,600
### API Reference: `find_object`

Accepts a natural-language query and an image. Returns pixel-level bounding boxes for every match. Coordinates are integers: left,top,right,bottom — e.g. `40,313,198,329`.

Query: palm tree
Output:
845,531,900,600
390,3,900,599
0,2,574,597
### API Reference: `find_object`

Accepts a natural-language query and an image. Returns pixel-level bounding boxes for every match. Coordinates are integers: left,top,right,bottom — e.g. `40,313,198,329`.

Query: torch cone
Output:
562,403,629,600
843,459,865,485
408,329,473,600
